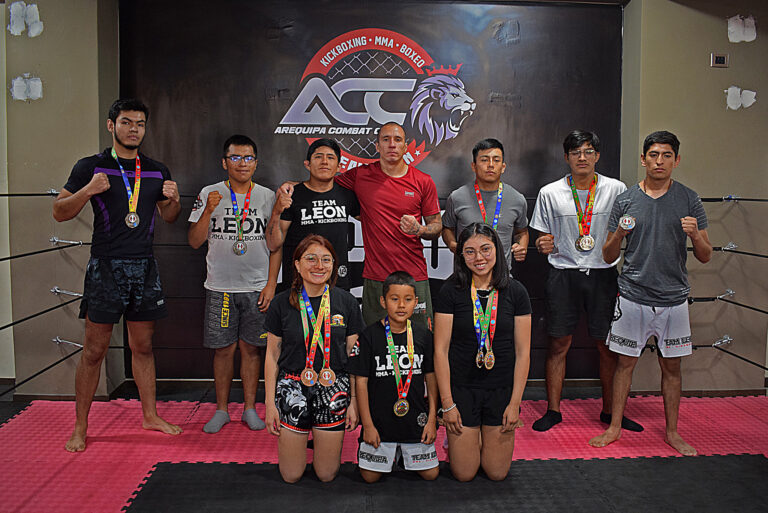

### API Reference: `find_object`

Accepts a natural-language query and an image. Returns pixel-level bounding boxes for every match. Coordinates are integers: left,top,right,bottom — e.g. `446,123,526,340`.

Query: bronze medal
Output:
318,368,336,387
578,234,595,251
232,240,248,255
475,350,485,369
125,212,140,229
619,215,636,231
484,350,496,370
300,368,318,387
393,398,410,417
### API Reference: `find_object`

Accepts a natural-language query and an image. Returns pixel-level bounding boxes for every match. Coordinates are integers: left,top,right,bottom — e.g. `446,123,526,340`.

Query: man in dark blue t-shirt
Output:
53,98,183,452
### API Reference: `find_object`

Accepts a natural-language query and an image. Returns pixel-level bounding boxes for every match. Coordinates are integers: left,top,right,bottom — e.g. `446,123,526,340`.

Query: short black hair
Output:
222,135,257,158
108,98,149,123
643,130,680,157
306,138,341,162
563,130,600,154
382,271,417,297
453,223,510,290
472,138,504,162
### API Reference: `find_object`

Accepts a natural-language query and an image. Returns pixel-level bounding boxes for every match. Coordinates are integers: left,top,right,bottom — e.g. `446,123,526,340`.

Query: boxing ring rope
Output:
0,189,59,197
687,242,768,260
700,195,768,203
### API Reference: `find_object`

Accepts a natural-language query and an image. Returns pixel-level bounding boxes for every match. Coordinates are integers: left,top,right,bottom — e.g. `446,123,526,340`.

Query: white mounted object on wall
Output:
10,74,43,101
6,1,44,37
727,15,757,43
725,86,757,110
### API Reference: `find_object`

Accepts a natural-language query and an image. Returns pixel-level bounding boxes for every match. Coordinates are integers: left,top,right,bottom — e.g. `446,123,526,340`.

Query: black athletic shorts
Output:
79,257,167,324
452,385,513,427
544,266,618,339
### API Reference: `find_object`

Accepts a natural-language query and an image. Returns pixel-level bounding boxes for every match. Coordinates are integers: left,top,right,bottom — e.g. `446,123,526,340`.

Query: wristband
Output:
439,403,457,414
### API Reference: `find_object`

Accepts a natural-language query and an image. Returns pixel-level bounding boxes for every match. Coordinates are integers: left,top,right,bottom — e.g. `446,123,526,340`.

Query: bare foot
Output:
588,427,621,448
665,432,697,456
143,415,183,435
65,429,87,452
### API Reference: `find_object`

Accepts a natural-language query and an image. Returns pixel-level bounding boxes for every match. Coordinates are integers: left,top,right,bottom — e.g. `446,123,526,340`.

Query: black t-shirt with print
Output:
63,148,172,258
280,183,360,290
265,287,364,373
433,276,531,389
346,321,433,443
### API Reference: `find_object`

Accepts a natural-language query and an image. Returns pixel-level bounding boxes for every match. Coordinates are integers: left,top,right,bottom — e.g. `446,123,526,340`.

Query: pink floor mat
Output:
1,395,766,512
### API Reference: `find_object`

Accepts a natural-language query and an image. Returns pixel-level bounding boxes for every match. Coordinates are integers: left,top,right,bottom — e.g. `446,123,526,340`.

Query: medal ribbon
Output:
471,280,498,357
384,317,414,400
567,174,597,237
474,181,503,230
227,180,253,242
111,148,141,214
299,286,331,371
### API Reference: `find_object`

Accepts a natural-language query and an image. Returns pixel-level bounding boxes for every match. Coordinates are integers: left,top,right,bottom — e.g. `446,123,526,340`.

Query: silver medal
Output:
232,240,247,255
578,235,595,251
619,215,636,231
125,212,140,229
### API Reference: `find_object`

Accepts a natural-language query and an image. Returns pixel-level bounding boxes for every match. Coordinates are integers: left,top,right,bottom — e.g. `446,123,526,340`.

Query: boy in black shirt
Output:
347,271,439,482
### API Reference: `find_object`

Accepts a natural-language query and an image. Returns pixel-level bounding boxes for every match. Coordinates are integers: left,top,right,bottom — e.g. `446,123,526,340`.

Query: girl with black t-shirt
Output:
433,222,532,481
264,235,364,483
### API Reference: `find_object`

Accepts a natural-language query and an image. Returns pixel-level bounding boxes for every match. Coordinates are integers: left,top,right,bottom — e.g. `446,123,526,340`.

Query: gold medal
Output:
476,350,485,369
232,240,247,255
125,212,140,229
318,368,336,387
393,398,410,417
300,368,318,387
484,350,496,370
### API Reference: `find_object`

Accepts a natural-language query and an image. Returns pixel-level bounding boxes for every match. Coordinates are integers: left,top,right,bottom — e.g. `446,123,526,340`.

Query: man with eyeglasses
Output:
529,130,642,433
266,138,359,291
442,138,529,269
188,135,281,434
590,131,711,455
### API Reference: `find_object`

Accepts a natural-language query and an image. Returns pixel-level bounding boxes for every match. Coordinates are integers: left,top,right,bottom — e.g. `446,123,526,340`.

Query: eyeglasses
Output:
302,254,334,267
568,149,597,158
462,245,494,260
225,155,256,163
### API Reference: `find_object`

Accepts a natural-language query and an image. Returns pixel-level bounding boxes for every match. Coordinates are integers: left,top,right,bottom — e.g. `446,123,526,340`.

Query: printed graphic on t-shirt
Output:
298,199,349,226
372,347,425,379
208,207,267,243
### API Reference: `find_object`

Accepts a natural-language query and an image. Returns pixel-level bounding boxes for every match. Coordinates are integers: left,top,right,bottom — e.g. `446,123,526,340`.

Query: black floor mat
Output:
125,454,766,513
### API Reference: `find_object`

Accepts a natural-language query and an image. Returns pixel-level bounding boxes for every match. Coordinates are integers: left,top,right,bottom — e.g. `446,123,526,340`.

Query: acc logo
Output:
275,28,476,171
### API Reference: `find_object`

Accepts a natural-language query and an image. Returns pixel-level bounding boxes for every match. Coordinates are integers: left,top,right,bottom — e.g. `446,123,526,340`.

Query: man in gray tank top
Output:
589,131,712,456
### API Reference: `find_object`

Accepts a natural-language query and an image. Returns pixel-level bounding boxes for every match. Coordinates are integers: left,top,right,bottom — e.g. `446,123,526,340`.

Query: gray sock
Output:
203,410,230,434
242,408,266,431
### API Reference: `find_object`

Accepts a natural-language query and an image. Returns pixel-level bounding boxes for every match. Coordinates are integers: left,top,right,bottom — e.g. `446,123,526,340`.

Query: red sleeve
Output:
334,166,357,190
420,174,440,217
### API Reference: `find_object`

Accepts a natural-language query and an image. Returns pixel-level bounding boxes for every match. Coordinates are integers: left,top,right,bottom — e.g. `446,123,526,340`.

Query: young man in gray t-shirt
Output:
442,138,529,269
589,131,712,456
188,135,281,434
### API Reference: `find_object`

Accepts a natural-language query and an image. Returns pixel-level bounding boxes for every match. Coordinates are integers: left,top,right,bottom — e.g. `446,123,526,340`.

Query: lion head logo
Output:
409,73,476,146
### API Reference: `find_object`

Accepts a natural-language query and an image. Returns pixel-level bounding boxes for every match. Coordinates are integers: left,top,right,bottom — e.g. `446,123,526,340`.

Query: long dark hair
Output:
289,234,339,309
453,222,509,290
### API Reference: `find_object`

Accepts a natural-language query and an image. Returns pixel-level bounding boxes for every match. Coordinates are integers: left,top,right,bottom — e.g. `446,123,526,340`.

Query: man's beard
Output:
115,132,142,150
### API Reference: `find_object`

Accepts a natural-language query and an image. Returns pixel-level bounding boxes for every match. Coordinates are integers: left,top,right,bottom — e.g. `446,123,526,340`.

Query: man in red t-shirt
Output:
333,122,442,327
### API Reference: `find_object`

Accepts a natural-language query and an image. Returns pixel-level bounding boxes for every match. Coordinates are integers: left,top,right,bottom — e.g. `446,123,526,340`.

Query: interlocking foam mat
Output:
124,456,768,513
1,396,766,512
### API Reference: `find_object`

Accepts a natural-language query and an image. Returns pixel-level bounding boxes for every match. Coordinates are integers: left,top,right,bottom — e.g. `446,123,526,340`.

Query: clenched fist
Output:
87,172,110,196
206,190,223,213
162,180,180,203
536,234,555,255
